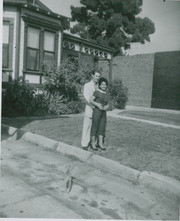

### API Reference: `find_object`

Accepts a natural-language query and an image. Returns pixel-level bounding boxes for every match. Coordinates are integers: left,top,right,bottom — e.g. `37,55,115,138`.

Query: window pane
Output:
27,27,40,49
44,31,55,52
44,52,54,64
3,44,9,68
3,24,9,44
27,49,39,70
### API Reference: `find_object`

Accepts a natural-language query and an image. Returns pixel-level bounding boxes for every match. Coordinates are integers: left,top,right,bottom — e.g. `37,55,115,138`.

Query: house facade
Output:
2,0,115,89
2,0,69,88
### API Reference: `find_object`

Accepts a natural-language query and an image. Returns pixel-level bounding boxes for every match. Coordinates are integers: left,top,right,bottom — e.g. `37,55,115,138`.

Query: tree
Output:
70,0,155,55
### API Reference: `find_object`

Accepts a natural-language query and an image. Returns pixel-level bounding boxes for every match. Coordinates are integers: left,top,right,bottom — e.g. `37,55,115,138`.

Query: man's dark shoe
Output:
82,146,88,150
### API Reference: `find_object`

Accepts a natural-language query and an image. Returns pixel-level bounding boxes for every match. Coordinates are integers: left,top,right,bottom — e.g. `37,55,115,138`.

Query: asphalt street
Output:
0,134,179,219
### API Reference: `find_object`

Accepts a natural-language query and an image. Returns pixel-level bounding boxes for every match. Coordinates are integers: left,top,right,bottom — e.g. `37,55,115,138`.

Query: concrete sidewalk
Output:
1,133,179,219
2,123,180,200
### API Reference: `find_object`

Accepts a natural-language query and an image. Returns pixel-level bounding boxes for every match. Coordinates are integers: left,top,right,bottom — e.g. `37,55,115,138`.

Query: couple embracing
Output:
81,70,109,151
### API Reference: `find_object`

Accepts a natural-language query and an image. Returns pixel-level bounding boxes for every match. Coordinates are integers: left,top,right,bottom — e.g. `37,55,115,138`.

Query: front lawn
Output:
2,114,180,181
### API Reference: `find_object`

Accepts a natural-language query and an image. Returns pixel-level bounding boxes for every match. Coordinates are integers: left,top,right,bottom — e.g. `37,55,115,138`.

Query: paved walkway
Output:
107,108,180,129
126,105,180,114
0,135,179,219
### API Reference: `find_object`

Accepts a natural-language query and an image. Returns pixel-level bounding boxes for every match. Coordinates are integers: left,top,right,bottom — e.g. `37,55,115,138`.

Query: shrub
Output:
43,59,80,101
2,77,48,117
2,57,95,117
109,79,128,109
48,95,80,115
42,57,93,114
31,90,49,116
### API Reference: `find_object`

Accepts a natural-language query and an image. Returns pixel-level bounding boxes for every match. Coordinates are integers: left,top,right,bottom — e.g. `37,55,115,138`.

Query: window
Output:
25,26,56,71
3,20,14,69
3,24,9,68
27,27,40,70
44,31,55,64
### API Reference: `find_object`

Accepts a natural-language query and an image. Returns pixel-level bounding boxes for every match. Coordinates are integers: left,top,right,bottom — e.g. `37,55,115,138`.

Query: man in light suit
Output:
81,70,101,150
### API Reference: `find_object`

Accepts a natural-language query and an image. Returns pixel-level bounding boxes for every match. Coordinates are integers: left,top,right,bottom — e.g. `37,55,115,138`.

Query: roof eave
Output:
63,33,116,53
4,1,70,30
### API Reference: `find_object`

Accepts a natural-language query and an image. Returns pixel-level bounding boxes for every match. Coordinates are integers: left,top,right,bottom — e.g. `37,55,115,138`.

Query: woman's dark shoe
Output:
98,145,106,150
90,144,98,150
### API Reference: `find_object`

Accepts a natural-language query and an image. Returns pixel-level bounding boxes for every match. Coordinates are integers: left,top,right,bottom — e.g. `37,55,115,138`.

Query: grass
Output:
2,112,180,181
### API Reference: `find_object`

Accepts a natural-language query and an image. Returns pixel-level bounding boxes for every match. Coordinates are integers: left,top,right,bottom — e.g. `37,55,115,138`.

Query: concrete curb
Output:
56,142,93,161
138,171,180,197
87,154,140,182
2,124,180,198
22,132,58,151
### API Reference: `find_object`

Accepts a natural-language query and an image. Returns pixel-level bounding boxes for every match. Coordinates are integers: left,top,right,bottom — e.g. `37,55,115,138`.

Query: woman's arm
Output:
103,103,109,111
90,96,103,110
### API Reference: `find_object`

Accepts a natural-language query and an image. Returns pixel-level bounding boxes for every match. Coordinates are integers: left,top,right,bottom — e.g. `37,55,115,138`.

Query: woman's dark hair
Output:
99,77,108,86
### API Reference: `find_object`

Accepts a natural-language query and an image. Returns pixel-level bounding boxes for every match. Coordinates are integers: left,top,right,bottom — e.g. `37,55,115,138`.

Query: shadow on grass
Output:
1,115,70,130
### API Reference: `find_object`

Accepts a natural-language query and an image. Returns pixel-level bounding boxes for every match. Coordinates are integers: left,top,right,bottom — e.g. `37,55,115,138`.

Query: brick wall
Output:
151,51,180,110
63,49,180,110
112,54,155,107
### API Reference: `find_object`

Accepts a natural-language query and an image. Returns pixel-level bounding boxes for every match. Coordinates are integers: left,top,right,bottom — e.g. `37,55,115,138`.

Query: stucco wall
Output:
151,51,180,110
112,54,155,107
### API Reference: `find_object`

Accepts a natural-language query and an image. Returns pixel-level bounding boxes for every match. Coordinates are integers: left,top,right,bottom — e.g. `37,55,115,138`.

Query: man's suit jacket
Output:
83,80,96,118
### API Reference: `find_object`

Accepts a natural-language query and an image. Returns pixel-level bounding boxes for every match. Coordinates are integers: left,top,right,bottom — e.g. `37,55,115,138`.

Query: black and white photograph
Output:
0,0,180,220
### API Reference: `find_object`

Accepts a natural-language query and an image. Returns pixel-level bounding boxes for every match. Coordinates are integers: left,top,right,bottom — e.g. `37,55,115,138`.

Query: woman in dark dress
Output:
90,77,109,150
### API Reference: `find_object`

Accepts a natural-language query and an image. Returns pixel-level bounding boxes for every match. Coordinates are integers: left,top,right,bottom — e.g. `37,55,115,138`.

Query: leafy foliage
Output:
70,0,155,54
48,96,80,115
2,57,102,117
43,57,95,114
43,57,95,94
43,60,79,101
2,77,48,117
109,78,128,109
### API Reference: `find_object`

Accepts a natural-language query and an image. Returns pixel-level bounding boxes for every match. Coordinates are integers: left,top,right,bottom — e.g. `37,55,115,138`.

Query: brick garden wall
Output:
63,48,180,110
151,51,180,110
112,54,155,107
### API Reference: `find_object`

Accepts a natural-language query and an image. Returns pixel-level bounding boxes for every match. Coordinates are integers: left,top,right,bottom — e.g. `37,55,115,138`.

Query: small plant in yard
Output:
109,79,128,109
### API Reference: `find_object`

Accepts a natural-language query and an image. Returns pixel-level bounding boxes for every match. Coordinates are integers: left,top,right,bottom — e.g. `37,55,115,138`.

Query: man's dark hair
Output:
92,70,101,75
99,77,108,86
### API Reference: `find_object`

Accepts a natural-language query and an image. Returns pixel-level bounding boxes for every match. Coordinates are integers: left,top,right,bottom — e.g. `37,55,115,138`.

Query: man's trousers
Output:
81,116,92,147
